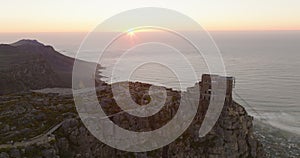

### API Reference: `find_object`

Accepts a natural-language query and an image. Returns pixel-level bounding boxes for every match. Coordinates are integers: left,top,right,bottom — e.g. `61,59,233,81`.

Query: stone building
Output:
200,74,235,103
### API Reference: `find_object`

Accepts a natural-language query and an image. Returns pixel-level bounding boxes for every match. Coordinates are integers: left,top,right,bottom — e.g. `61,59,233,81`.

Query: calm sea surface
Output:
1,31,299,135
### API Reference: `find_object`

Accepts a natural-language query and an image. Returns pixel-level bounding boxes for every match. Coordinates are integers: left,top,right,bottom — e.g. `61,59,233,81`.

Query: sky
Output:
0,0,299,32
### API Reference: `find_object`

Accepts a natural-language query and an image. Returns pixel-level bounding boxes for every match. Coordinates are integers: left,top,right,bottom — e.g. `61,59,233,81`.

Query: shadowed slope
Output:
0,39,101,94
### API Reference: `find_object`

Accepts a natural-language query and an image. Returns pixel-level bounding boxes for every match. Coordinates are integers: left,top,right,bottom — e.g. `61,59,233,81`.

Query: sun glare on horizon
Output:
127,29,136,38
126,28,159,37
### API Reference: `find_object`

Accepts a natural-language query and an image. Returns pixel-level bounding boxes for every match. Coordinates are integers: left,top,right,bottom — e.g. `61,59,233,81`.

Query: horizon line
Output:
0,29,300,34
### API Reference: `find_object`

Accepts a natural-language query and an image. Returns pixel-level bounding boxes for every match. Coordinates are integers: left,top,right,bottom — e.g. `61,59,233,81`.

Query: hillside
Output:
0,40,100,94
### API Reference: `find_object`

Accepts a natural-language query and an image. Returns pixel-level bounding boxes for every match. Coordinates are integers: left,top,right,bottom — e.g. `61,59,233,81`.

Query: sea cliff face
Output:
57,83,264,158
0,40,265,157
0,82,264,158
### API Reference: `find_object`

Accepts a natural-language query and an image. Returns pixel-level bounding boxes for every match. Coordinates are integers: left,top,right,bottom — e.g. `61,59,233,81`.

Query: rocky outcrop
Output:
0,82,265,157
52,102,263,158
49,82,264,158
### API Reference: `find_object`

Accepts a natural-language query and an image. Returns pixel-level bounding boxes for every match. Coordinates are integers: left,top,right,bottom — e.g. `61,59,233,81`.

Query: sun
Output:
127,29,136,38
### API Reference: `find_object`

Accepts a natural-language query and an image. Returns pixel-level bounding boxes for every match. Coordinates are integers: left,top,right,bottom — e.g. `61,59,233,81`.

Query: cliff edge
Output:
0,40,264,157
0,82,264,157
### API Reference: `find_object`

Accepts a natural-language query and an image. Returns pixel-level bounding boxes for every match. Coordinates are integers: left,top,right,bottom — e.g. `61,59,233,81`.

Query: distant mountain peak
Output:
10,39,45,47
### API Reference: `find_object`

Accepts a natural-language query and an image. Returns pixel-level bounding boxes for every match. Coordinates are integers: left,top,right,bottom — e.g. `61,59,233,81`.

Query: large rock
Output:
41,149,58,158
0,152,9,158
48,83,265,158
0,83,265,157
9,148,21,158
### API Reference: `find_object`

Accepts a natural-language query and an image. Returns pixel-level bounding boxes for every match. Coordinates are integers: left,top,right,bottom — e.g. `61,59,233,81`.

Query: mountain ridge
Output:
10,39,45,47
0,39,101,94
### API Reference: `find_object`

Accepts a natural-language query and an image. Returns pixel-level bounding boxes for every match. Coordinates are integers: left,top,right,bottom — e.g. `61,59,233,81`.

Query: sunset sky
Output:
1,0,299,32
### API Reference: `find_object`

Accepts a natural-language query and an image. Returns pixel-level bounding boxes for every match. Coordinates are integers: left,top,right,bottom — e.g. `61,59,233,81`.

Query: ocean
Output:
1,31,299,137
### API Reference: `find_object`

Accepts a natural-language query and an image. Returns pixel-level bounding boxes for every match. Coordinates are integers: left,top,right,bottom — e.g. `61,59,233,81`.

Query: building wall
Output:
200,74,235,103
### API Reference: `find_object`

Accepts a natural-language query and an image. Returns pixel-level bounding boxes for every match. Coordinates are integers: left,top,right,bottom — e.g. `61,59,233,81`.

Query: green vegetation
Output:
0,92,76,144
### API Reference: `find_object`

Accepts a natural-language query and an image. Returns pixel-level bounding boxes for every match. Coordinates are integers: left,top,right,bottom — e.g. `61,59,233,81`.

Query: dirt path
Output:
0,121,64,149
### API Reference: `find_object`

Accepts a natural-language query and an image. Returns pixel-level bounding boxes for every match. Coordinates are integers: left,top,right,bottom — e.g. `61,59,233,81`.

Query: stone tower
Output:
200,74,235,103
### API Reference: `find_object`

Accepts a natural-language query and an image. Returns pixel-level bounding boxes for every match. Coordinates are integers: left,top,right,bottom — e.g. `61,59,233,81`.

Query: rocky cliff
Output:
0,40,265,157
0,82,264,158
